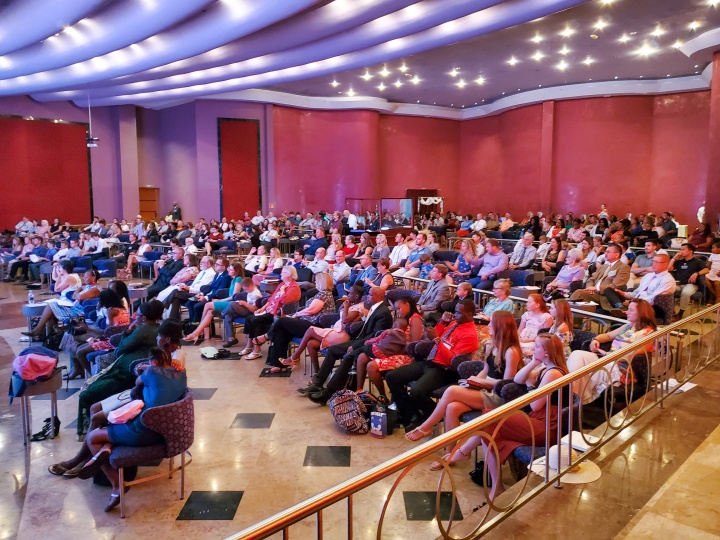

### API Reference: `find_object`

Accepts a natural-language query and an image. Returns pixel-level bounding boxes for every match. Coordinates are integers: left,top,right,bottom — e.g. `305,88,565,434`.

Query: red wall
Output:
460,105,544,218
219,119,261,217
553,96,655,217
272,107,380,212
0,117,91,229
378,115,461,207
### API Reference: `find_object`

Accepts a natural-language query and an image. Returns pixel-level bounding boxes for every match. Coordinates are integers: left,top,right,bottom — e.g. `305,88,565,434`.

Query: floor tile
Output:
230,413,275,429
259,367,291,377
32,388,80,400
176,491,244,521
64,418,78,430
189,388,217,400
303,446,351,467
403,491,463,521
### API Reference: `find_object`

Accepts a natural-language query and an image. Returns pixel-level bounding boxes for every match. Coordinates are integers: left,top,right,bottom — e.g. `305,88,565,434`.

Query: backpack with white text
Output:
328,390,369,434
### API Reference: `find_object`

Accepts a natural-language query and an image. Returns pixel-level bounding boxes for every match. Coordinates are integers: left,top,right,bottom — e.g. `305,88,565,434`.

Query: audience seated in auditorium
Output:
405,310,522,461
385,299,479,429
569,243,630,312
300,287,393,405
467,238,508,290
667,243,708,320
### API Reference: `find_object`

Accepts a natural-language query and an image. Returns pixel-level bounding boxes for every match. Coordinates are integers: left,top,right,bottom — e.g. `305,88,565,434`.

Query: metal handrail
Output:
228,303,719,540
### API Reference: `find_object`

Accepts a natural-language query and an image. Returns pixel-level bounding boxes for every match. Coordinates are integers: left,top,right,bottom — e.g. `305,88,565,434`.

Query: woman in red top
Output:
204,226,225,256
240,266,301,360
343,235,358,256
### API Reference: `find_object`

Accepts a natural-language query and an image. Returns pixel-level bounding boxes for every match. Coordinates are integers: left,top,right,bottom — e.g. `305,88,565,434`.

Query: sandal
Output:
48,463,69,476
245,351,263,360
252,335,269,347
268,366,287,374
405,426,431,442
77,447,111,480
280,357,300,367
429,448,472,471
63,460,88,478
238,348,253,356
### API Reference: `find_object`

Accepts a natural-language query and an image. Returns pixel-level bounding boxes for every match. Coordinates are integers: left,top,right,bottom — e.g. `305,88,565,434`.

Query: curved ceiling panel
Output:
0,0,321,95
0,0,107,56
98,0,421,87
0,0,215,78
50,0,505,100
63,0,586,106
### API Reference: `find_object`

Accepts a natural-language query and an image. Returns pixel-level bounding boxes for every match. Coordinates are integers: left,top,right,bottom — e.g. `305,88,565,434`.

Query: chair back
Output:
140,390,195,458
70,256,93,273
498,269,534,286
144,251,163,262
653,293,675,325
296,267,313,283
93,259,118,278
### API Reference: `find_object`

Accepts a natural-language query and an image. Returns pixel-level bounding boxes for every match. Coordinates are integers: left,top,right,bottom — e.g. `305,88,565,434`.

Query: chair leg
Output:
119,467,126,518
180,452,186,499
49,391,57,440
168,456,174,479
21,395,29,446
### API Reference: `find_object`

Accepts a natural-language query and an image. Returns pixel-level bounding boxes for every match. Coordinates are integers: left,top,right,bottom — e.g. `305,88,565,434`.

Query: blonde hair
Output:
269,247,281,259
314,272,333,292
461,239,477,257
375,233,387,247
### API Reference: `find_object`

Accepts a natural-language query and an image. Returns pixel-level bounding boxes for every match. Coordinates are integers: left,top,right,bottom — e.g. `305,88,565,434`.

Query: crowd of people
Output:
3,202,719,510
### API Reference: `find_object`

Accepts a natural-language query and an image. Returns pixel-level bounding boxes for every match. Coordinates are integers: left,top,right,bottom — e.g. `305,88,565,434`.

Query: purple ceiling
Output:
0,0,718,113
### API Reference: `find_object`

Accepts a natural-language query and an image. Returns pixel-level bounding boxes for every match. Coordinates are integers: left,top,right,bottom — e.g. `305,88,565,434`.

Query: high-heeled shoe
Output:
179,335,204,346
429,448,471,471
280,357,300,367
63,371,83,381
252,334,268,346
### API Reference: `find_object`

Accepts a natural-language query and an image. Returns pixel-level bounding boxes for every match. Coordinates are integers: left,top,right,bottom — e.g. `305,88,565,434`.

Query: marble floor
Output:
1,280,719,540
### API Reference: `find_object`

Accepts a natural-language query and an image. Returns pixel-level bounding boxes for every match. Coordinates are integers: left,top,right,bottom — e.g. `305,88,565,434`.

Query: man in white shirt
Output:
605,254,676,318
163,256,216,318
84,217,101,232
509,233,538,270
132,216,145,238
184,236,198,255
15,217,34,236
471,213,487,232
388,233,410,271
331,251,351,295
343,209,358,231
304,247,329,275
88,232,108,259
251,211,264,226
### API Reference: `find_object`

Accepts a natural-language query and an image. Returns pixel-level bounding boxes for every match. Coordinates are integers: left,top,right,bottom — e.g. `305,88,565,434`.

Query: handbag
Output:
107,399,145,424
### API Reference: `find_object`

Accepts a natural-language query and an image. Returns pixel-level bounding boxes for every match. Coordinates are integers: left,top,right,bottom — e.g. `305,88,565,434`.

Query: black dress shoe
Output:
223,338,239,348
308,388,334,406
297,383,321,395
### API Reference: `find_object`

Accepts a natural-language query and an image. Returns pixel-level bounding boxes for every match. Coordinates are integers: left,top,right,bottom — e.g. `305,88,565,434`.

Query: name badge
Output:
608,270,617,277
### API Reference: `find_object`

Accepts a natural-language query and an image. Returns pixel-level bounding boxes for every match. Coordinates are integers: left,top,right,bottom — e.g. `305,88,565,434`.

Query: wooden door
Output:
139,187,159,222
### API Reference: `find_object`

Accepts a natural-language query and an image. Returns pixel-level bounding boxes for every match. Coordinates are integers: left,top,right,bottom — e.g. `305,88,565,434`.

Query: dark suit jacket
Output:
354,302,394,343
156,259,184,288
200,271,232,300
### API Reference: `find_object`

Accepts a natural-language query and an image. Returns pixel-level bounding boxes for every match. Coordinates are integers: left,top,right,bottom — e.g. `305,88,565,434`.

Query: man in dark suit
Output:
183,259,233,323
137,246,185,309
166,258,232,321
301,287,394,405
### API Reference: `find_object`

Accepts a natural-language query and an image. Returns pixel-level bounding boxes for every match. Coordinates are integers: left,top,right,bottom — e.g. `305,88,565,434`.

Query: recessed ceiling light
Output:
416,100,420,103
599,0,617,5
507,56,519,66
360,70,373,81
594,19,608,30
377,82,387,91
618,33,631,43
531,33,544,43
448,67,460,77
689,21,701,30
393,79,403,88
582,56,595,65
639,75,643,78
559,45,571,55
474,102,478,105
667,74,671,77
651,25,664,37
635,42,658,57
346,88,356,97
614,75,619,79
474,76,486,85
399,62,409,72
671,40,683,49
456,79,467,88
710,0,719,6
556,60,569,71
531,51,544,62
410,75,421,85
378,65,390,77
330,79,340,88
559,26,575,38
